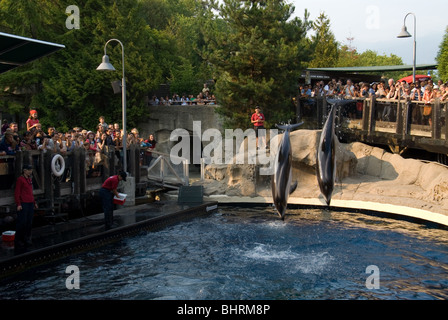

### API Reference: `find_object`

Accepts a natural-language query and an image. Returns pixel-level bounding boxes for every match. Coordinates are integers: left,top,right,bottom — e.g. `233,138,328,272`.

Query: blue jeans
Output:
15,202,34,246
99,187,114,229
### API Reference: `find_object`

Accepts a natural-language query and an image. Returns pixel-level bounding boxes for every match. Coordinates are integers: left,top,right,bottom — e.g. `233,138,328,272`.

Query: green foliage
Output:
437,26,448,82
0,0,212,132
202,0,312,129
308,12,338,68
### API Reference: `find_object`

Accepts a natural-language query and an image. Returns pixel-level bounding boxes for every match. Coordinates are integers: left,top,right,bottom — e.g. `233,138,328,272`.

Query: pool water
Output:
1,206,448,300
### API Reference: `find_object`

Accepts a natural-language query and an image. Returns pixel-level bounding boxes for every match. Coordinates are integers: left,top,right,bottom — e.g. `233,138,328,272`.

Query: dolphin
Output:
316,99,353,205
271,122,304,220
316,103,337,206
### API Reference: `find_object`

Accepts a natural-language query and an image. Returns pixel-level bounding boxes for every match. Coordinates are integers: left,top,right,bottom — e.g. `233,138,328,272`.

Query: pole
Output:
103,39,127,173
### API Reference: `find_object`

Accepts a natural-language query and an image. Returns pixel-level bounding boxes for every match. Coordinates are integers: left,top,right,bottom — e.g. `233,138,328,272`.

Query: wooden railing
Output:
298,96,448,154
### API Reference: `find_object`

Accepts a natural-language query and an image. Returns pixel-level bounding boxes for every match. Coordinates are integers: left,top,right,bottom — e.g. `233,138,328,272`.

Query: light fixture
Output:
97,39,127,174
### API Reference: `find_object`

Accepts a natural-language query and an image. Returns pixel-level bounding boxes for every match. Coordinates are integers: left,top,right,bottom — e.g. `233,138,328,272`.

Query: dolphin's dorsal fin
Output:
276,122,304,132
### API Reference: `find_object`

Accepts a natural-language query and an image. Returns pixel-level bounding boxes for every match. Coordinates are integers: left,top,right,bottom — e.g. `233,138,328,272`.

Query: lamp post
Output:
97,39,127,174
397,13,416,83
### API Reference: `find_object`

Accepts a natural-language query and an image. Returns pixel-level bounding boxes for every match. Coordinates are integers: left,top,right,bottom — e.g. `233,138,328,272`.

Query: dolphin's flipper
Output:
289,181,298,195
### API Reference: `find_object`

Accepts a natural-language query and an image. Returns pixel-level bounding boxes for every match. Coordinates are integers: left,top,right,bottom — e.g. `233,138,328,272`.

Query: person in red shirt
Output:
251,106,266,149
99,171,127,230
14,164,38,248
26,109,40,131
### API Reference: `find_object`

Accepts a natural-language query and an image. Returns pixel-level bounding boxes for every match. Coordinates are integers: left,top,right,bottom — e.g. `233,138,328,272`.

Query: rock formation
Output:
192,129,448,216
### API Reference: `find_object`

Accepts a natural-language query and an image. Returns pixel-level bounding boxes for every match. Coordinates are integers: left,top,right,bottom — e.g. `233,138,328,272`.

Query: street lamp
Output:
97,39,127,174
397,13,416,83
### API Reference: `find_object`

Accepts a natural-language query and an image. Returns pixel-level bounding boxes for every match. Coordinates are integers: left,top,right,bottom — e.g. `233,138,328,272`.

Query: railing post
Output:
362,98,369,131
404,100,412,136
396,100,404,136
433,100,441,140
368,96,376,135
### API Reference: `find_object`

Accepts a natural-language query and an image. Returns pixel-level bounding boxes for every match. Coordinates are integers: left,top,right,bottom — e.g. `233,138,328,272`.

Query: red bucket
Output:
2,231,15,242
113,193,127,205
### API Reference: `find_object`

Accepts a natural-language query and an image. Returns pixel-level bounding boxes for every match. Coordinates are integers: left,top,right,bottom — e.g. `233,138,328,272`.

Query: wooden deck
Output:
299,97,448,155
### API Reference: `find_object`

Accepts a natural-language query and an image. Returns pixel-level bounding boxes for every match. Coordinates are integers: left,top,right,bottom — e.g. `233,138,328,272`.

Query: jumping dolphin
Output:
271,122,304,220
316,99,353,205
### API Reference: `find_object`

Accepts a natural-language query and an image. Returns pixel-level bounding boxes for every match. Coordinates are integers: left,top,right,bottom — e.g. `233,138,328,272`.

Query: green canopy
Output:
0,32,65,74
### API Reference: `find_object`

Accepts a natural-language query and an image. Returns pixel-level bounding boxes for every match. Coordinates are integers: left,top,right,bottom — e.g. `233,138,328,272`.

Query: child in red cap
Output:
26,109,40,131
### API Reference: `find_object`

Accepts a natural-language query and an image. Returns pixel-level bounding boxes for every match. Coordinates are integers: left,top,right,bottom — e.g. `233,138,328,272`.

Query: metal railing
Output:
146,150,189,188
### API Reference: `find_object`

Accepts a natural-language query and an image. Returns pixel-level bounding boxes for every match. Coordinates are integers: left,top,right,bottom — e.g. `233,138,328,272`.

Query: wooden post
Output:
362,98,369,131
44,152,54,208
433,100,441,140
396,100,404,136
368,96,376,135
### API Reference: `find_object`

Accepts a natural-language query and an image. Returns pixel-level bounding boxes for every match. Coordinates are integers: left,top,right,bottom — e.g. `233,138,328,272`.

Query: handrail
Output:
146,150,189,187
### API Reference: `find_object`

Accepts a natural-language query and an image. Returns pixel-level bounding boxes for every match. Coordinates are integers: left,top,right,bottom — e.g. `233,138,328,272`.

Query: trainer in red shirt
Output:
15,168,35,209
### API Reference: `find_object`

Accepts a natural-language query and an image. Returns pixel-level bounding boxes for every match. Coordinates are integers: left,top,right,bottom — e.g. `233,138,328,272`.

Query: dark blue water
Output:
1,206,448,300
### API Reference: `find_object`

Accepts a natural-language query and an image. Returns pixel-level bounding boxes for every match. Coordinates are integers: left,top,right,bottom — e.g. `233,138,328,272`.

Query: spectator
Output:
1,119,8,135
344,79,355,98
141,134,157,166
26,110,40,131
99,116,108,131
20,131,38,150
422,85,435,126
8,122,20,145
202,83,210,96
0,129,19,155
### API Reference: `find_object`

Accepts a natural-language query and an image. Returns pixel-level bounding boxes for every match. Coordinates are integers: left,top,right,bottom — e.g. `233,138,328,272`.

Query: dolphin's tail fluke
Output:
276,122,304,132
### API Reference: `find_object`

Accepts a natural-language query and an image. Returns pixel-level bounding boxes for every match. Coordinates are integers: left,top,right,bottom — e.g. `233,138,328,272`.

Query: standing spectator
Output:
26,110,40,131
423,85,435,126
202,83,210,96
14,164,38,249
344,79,355,98
99,116,108,131
142,134,157,166
251,106,266,149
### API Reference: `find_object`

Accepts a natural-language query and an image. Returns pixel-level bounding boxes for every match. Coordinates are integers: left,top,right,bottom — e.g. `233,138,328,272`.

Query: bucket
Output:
113,193,127,205
2,230,15,242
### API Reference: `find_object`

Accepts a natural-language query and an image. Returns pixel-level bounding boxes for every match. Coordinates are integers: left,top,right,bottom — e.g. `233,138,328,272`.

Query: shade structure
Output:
398,74,432,84
0,32,65,74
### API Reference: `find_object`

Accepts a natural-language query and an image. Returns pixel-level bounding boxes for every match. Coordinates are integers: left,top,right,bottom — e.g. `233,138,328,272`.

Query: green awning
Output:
0,32,65,74
306,64,438,73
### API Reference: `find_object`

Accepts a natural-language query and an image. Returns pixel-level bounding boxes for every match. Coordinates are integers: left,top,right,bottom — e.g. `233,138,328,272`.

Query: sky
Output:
290,0,448,65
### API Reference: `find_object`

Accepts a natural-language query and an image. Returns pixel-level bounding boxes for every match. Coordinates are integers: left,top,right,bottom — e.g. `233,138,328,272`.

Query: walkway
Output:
0,200,218,278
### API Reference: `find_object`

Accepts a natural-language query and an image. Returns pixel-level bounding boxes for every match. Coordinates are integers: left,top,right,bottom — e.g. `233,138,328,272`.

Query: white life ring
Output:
51,154,65,177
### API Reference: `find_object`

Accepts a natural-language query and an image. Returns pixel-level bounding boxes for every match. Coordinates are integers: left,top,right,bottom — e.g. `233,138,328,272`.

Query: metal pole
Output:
103,39,127,174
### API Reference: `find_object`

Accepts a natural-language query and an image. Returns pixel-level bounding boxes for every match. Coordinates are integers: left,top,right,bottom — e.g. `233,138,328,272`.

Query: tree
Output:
0,0,169,132
308,12,338,68
202,0,312,129
437,26,448,82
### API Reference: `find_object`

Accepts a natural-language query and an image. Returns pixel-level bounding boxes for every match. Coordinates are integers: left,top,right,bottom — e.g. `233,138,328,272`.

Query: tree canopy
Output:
437,26,448,82
1,1,438,134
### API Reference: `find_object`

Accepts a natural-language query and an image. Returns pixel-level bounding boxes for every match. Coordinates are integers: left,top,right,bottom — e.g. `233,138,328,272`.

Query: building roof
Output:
0,32,65,74
306,64,438,73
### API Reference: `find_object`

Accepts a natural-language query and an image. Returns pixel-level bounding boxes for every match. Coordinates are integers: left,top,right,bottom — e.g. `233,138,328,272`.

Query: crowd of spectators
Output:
0,112,157,177
300,78,448,102
300,77,448,124
149,83,216,106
